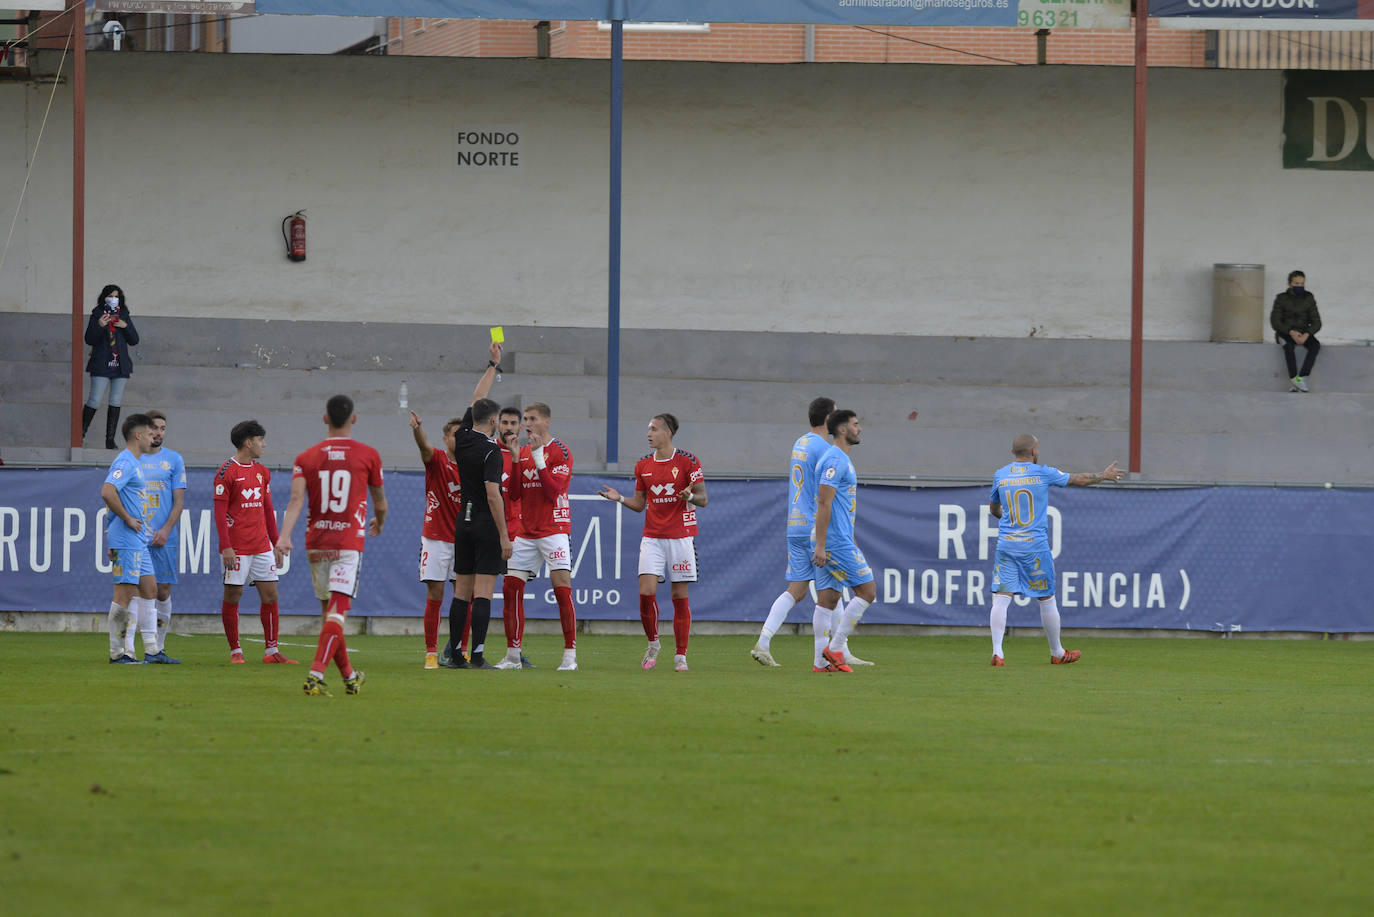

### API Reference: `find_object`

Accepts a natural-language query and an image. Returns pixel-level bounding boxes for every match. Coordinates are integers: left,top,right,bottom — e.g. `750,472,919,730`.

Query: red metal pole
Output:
71,9,85,449
1129,0,1148,474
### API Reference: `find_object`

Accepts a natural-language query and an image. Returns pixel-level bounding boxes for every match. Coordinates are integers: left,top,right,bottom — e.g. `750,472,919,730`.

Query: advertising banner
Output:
1152,0,1374,23
256,0,1019,28
1282,70,1374,171
2,467,1370,632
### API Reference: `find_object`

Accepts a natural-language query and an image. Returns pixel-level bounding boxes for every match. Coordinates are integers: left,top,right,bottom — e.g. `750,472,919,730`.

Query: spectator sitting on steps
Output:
1270,270,1321,393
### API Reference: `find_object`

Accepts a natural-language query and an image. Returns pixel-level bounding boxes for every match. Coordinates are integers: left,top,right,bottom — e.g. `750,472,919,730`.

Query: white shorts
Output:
418,536,456,583
222,551,278,587
639,537,698,583
309,549,362,600
508,534,571,579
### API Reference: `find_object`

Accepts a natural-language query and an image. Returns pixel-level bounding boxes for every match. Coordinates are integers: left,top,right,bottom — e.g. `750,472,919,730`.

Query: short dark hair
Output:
808,397,835,428
121,412,152,442
441,417,465,437
1288,270,1306,284
653,413,679,436
472,398,501,426
231,419,266,449
145,409,166,424
826,409,857,436
499,406,522,419
325,394,354,429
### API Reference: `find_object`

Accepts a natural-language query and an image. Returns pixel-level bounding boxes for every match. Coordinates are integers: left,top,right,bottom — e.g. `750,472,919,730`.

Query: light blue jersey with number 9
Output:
786,431,831,537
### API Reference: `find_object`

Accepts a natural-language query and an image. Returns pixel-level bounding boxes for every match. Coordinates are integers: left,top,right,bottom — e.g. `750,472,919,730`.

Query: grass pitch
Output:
2,632,1372,916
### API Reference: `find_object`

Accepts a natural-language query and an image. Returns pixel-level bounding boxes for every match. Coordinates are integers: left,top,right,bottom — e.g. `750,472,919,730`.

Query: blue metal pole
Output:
607,19,623,466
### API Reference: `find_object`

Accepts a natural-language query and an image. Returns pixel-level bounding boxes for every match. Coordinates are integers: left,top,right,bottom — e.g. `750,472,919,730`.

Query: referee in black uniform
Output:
444,397,513,669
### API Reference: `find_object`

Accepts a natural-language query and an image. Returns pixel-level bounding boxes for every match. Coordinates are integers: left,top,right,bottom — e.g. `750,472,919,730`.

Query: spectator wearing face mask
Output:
1270,270,1322,393
83,284,140,448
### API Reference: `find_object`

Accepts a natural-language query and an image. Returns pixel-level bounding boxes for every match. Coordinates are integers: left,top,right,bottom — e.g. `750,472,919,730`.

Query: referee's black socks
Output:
447,597,470,657
468,597,492,664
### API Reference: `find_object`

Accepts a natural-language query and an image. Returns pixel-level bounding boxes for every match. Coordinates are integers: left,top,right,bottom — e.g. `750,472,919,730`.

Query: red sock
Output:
221,601,241,652
423,598,442,654
327,595,354,678
311,619,343,674
260,601,279,652
460,612,472,655
672,596,691,656
332,631,353,678
554,585,577,650
502,579,523,649
639,594,659,642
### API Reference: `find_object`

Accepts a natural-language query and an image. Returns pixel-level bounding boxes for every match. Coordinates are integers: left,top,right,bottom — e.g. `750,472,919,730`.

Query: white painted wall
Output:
0,54,1366,340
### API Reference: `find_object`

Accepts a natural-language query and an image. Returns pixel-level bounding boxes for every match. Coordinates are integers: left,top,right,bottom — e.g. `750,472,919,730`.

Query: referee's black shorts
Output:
454,519,505,577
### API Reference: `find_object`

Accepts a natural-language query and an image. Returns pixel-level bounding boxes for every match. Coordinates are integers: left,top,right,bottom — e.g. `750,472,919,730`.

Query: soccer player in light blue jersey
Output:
100,413,159,663
987,433,1122,667
813,410,878,673
135,410,185,662
751,397,833,667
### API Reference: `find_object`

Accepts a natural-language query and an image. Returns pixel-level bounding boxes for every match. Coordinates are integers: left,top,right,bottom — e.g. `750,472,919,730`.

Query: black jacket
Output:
84,304,139,378
1270,290,1321,337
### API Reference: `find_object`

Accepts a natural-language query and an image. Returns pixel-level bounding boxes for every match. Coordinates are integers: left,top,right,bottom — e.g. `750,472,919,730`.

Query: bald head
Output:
1012,434,1038,459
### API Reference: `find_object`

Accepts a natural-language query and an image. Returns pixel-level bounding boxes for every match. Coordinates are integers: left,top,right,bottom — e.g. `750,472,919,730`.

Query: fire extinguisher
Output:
281,211,307,262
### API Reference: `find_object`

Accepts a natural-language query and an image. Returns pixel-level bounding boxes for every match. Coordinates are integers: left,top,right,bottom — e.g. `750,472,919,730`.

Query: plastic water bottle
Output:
398,380,408,411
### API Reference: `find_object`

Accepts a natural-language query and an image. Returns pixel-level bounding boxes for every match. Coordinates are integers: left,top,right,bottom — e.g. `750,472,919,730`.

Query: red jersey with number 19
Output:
293,437,384,551
635,449,704,539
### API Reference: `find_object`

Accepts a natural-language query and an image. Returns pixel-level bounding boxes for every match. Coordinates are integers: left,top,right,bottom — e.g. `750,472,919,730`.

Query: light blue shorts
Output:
110,546,154,585
149,542,179,585
785,534,814,582
813,540,874,593
991,548,1055,598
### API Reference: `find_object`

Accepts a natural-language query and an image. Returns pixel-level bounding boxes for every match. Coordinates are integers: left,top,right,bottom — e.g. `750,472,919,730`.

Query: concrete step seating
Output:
2,313,1368,482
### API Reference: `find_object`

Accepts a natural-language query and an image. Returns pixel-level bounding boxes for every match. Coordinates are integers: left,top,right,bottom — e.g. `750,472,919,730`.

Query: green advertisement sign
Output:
1283,70,1374,171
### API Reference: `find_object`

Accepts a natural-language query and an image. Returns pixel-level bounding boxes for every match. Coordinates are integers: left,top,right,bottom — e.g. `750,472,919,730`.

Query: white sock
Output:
812,605,834,667
829,596,871,652
108,602,131,658
123,598,139,657
137,597,159,656
1040,596,1064,657
155,598,172,652
758,592,798,650
990,593,1011,657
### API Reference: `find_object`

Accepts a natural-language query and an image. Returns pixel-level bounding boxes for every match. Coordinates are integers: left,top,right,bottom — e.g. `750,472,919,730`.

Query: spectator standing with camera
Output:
83,284,139,449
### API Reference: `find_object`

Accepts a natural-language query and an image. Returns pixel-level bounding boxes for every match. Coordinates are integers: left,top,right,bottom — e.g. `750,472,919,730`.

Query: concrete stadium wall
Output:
2,53,1368,341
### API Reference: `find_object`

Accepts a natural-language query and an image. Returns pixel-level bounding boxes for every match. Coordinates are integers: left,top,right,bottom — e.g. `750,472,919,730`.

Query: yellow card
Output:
489,326,505,343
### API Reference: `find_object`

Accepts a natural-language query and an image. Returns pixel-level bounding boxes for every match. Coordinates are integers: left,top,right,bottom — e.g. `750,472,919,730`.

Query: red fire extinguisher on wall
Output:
282,211,307,262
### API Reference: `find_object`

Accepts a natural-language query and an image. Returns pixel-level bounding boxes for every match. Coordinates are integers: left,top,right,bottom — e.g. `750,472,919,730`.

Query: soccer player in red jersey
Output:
599,413,707,672
213,419,293,664
409,340,503,670
276,394,387,697
508,402,579,670
493,405,531,669
410,413,463,670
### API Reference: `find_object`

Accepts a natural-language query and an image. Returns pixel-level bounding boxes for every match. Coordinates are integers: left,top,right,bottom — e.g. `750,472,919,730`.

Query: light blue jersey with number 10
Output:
989,461,1071,555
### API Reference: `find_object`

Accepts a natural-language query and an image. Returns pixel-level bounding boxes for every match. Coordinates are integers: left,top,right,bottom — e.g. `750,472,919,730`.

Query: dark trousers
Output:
1277,332,1319,378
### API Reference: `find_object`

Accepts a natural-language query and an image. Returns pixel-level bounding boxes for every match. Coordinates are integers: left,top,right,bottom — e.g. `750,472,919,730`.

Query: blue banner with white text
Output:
0,467,1369,632
255,0,1018,28
1151,0,1371,22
